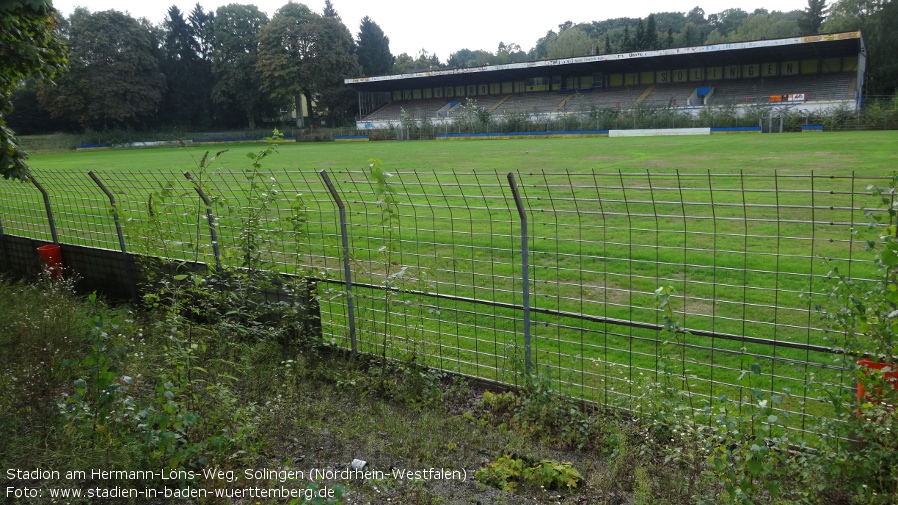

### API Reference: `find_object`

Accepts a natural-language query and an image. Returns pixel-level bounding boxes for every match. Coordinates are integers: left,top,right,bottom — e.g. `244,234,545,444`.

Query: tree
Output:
547,27,594,58
653,11,689,34
392,49,441,73
678,22,698,46
256,3,359,126
727,11,801,42
187,4,215,124
799,0,829,34
531,30,557,60
681,7,709,46
823,0,898,94
821,0,868,31
164,6,197,61
864,0,898,95
356,16,393,76
705,29,728,44
448,48,493,68
635,19,646,50
392,53,414,73
160,5,208,126
256,3,315,125
302,14,360,124
708,8,749,36
211,4,271,128
38,9,164,130
644,14,659,50
687,6,706,25
422,50,441,68
316,85,356,126
496,41,527,64
188,3,214,60
323,0,340,20
0,0,67,180
8,78,73,134
447,48,474,68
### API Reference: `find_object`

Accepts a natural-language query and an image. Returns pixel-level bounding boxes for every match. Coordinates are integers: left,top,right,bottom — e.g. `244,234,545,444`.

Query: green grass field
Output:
23,130,898,174
10,130,898,433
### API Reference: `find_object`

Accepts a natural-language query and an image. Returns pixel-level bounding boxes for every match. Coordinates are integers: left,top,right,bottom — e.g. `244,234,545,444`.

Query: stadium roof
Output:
345,32,864,93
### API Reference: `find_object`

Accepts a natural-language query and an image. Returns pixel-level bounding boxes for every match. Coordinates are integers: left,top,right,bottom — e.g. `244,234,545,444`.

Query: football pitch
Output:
14,130,898,431
26,130,898,174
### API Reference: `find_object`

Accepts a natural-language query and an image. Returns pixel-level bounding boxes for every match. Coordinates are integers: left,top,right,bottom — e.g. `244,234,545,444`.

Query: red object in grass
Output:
36,244,64,280
857,359,898,409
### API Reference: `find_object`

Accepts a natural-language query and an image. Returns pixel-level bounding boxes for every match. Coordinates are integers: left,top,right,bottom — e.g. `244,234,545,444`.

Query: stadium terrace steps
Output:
465,95,505,111
363,98,455,121
364,102,389,119
709,72,854,104
435,100,461,117
360,72,857,123
361,95,511,121
487,95,510,112
635,85,656,105
491,93,572,115
553,94,577,113
568,86,648,110
639,82,702,107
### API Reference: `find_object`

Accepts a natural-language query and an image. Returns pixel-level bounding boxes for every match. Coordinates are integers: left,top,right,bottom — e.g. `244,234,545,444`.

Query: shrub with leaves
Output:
475,455,582,493
810,174,898,503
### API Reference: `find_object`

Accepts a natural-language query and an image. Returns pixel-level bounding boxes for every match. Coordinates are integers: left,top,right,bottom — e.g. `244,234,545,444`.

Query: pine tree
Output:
635,19,646,50
323,0,340,20
645,14,659,50
357,16,393,76
798,0,828,35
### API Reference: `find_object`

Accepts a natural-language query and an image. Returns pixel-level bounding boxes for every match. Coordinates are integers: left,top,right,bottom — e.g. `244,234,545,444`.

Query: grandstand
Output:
707,72,855,105
346,32,865,129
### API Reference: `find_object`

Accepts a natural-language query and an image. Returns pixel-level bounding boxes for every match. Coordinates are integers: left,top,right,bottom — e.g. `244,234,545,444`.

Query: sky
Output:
50,0,812,61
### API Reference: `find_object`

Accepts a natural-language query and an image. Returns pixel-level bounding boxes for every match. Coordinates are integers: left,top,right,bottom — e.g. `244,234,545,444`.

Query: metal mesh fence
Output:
0,167,885,438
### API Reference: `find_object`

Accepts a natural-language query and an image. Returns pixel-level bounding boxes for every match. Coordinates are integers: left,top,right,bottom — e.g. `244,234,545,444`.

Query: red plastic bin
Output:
36,244,64,280
857,359,898,410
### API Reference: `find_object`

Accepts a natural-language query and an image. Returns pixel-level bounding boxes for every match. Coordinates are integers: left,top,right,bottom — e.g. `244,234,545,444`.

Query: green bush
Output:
475,454,582,493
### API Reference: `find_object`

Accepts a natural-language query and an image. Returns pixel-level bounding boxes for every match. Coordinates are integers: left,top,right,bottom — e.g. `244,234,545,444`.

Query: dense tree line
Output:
442,0,897,95
5,0,898,142
821,0,898,95
9,1,388,133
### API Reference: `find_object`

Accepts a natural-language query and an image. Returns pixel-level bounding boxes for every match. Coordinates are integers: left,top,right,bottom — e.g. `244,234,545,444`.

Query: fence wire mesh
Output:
0,167,885,438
